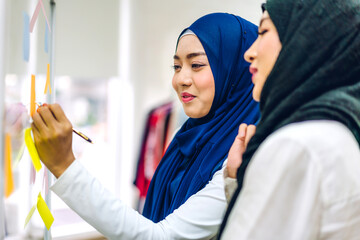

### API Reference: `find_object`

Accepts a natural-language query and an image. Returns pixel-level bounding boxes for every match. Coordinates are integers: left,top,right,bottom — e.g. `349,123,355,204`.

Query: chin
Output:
183,109,202,119
252,92,260,102
185,112,199,118
187,112,209,119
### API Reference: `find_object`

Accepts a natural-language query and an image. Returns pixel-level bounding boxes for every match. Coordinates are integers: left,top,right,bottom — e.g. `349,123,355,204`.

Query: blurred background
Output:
0,0,263,239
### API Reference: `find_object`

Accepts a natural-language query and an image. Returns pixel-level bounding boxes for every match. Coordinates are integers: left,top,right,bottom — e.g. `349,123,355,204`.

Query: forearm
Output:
51,160,226,240
51,160,167,240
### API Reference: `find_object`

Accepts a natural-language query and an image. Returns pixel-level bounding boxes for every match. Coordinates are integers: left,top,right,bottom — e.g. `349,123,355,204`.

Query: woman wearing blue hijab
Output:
31,13,259,239
143,12,259,223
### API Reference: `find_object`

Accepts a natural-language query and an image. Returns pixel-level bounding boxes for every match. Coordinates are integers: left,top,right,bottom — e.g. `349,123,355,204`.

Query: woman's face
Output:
172,35,215,118
244,11,282,102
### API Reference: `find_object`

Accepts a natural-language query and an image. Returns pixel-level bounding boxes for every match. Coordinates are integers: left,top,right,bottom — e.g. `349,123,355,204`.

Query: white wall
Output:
54,0,119,79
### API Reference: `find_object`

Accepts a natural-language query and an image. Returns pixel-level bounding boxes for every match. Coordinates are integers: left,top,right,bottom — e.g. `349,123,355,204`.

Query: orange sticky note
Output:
44,64,52,94
30,75,36,117
4,133,15,198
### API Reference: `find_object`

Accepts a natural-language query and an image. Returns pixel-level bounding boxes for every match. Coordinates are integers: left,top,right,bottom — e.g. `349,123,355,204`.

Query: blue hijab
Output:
143,13,260,222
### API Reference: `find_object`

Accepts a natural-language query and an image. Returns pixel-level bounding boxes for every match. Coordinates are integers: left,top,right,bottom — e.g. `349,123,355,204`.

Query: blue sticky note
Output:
23,12,30,62
44,24,49,53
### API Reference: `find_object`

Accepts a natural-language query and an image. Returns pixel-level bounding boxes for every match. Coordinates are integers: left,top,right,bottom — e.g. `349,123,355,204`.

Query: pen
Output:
72,128,93,144
36,102,93,144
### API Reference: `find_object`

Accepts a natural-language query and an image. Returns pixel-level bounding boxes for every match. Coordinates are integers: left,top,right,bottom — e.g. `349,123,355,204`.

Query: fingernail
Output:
42,103,48,107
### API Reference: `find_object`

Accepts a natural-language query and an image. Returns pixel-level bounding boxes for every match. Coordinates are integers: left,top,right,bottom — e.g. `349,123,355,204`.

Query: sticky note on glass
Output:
24,128,42,172
13,142,25,169
44,64,52,94
23,12,30,62
30,0,51,33
30,0,41,33
39,0,51,33
4,133,15,198
30,75,36,117
37,193,54,230
24,203,37,228
24,192,54,230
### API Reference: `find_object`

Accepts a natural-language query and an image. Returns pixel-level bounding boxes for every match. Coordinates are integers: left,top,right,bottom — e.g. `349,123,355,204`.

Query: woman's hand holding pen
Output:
227,123,256,179
31,103,75,178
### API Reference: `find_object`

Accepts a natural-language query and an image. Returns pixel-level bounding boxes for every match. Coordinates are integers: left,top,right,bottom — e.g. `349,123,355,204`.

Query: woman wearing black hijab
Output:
219,0,360,239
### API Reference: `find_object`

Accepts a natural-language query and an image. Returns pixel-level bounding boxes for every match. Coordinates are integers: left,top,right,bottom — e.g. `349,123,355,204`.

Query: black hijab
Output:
219,0,360,237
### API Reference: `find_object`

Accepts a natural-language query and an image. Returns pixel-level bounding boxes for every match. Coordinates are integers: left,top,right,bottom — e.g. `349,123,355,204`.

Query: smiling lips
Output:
249,66,258,82
181,92,196,103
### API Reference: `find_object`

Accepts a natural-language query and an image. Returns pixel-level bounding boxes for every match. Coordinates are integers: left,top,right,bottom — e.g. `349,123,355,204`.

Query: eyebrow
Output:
259,17,270,27
173,52,206,60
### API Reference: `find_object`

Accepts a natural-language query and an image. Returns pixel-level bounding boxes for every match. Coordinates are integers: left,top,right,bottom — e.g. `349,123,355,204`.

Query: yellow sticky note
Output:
13,142,25,169
4,133,15,198
24,203,37,228
30,75,36,117
37,193,54,230
24,128,42,172
44,64,52,94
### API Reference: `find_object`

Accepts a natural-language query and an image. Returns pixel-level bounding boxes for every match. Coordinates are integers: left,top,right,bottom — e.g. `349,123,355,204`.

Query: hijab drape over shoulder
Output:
220,0,360,236
143,13,260,222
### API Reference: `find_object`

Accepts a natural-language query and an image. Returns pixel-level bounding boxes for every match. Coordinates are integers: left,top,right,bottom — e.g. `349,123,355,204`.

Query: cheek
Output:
259,36,281,73
171,76,178,91
195,71,215,101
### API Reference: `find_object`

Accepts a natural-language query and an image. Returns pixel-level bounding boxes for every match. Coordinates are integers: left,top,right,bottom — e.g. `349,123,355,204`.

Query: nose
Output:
174,70,192,87
244,39,258,63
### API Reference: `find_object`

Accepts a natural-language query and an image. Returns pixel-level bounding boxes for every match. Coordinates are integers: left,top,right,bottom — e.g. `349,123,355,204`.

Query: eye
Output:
192,64,205,70
172,65,181,72
257,30,268,36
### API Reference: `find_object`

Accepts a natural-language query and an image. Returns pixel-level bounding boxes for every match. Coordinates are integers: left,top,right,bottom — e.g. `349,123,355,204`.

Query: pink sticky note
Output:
39,0,51,33
29,0,41,33
30,0,51,33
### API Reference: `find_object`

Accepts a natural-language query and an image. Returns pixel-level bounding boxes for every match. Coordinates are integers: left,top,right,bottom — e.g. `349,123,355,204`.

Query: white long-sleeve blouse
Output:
51,156,227,239
221,120,360,240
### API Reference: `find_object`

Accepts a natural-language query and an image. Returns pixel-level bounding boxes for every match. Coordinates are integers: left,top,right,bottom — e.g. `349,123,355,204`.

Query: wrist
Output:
225,166,237,179
50,155,75,178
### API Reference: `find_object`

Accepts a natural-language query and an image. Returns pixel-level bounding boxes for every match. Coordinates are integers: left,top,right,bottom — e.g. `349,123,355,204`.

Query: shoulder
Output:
269,120,355,144
251,120,360,205
257,120,359,162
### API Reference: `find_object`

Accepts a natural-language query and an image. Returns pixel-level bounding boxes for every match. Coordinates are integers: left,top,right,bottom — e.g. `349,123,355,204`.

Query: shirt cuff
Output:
223,167,238,204
50,160,81,194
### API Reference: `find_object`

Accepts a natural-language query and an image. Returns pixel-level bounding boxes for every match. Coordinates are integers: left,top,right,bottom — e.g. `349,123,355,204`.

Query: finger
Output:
245,125,256,147
31,122,40,135
32,111,48,133
49,104,71,125
31,122,42,145
238,123,248,140
37,106,58,129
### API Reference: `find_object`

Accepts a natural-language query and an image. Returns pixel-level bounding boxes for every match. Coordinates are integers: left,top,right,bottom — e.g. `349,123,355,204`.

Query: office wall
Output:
54,0,119,79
